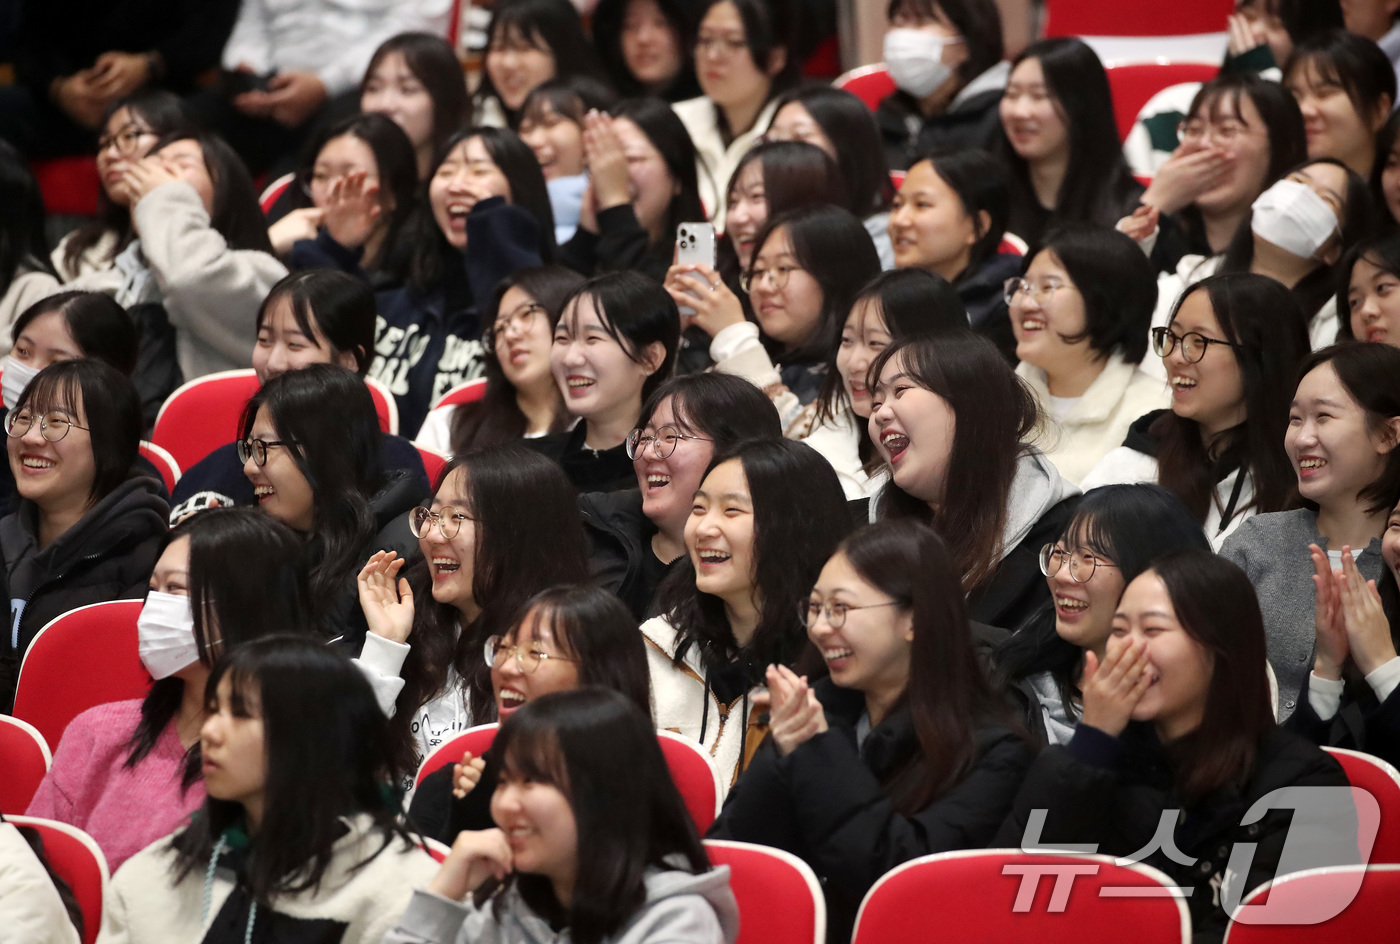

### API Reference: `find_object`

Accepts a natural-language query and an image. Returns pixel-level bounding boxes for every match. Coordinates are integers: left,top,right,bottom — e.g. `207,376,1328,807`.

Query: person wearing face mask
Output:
1151,159,1378,364
167,271,428,524
876,0,1009,172
23,508,312,872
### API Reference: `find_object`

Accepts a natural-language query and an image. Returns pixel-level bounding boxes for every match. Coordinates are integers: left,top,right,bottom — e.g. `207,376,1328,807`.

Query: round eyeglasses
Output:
236,437,296,466
740,264,803,294
1038,544,1118,583
484,635,578,674
5,410,89,442
409,505,472,540
625,425,713,460
1150,326,1240,364
800,598,901,629
1003,277,1074,308
488,301,546,346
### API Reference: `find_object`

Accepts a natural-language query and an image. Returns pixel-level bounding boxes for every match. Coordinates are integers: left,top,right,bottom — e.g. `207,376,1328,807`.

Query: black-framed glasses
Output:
410,505,472,540
1151,327,1240,364
740,264,803,294
97,122,157,155
1038,544,1119,583
236,437,296,466
484,635,578,674
801,598,901,629
625,425,713,460
5,409,89,442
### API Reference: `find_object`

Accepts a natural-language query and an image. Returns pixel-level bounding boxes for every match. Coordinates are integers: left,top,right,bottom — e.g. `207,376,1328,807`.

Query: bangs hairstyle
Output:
1146,550,1275,802
746,204,883,366
505,584,652,715
727,141,850,223
1032,224,1156,363
11,291,138,376
451,265,583,455
655,438,853,676
0,139,52,287
702,0,801,99
839,520,1026,813
609,98,706,252
484,689,710,944
14,359,141,504
918,148,1010,276
479,0,606,121
1001,39,1140,242
886,0,1003,88
171,636,415,904
772,86,893,215
1295,342,1400,515
993,484,1210,700
1284,29,1396,132
635,371,782,444
63,89,197,274
362,32,472,159
814,268,969,428
125,508,311,783
1153,274,1309,524
557,271,680,402
239,365,384,622
869,333,1038,591
591,0,701,99
522,76,619,128
393,445,590,741
1187,72,1306,193
1341,233,1400,339
149,132,274,254
257,270,377,374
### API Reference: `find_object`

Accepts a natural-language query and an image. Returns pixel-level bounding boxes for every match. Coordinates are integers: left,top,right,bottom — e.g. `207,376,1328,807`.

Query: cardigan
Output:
1017,352,1170,487
25,699,206,872
1219,508,1387,720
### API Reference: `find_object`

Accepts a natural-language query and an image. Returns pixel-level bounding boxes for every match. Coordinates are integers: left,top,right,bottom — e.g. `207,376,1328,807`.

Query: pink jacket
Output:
25,699,205,871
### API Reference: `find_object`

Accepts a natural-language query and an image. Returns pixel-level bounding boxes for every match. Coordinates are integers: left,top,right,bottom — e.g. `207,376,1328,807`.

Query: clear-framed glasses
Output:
409,505,472,540
740,264,803,294
97,123,157,155
236,437,296,467
5,409,88,442
1003,276,1075,308
625,425,713,460
1038,544,1118,583
488,301,546,344
696,34,748,56
800,598,901,629
484,634,578,674
1175,119,1248,146
1150,326,1241,364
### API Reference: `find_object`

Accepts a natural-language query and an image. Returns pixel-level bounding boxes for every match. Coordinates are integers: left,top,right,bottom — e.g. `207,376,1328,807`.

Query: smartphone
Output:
675,222,716,318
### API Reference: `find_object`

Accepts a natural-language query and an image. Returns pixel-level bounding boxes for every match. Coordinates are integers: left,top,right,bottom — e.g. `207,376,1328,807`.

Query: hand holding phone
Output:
674,223,716,318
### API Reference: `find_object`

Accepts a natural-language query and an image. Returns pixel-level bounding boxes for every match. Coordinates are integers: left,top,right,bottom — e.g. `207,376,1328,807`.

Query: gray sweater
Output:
1218,508,1385,720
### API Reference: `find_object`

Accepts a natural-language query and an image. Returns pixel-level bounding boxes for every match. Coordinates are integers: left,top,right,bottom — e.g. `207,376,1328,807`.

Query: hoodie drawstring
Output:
202,834,259,944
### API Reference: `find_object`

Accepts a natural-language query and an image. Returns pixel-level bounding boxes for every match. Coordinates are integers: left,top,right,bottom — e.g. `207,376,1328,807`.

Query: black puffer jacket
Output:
709,680,1035,942
578,487,677,621
0,474,169,709
957,251,1021,365
995,723,1359,942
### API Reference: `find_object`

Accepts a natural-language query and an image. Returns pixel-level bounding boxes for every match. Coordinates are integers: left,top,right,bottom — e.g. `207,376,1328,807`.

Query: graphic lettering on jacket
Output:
368,319,488,401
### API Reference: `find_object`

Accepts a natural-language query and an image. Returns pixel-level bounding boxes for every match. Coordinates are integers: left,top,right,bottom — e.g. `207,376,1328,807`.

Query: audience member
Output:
0,141,60,338
473,0,607,130
1283,29,1395,180
592,0,703,102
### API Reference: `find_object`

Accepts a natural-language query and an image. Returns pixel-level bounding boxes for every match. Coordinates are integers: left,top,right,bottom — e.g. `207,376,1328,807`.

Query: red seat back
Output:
417,446,449,485
1325,747,1400,864
31,157,101,217
834,65,896,112
705,839,825,944
1106,61,1221,142
852,850,1190,944
9,815,110,944
1044,0,1232,37
0,715,52,813
416,723,501,788
13,601,149,752
432,378,489,411
151,369,262,473
658,730,723,834
137,441,181,494
258,172,296,215
1223,865,1400,943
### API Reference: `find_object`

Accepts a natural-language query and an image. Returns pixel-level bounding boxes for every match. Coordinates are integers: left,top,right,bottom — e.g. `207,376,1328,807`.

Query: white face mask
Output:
1250,178,1340,261
1,357,41,412
883,28,963,100
138,591,199,680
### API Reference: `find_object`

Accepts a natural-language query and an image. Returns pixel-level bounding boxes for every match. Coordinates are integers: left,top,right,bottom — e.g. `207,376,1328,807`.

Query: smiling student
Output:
1283,29,1395,180
1221,341,1400,718
1340,232,1400,347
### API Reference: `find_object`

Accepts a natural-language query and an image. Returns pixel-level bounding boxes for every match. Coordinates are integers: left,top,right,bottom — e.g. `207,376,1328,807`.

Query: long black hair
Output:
10,292,138,376
609,97,706,261
771,85,894,216
124,508,311,784
655,439,852,679
591,0,702,101
149,131,275,255
1153,274,1309,526
171,636,417,904
475,0,606,127
0,139,53,291
1001,38,1142,246
448,265,584,455
362,31,473,164
239,365,383,622
394,446,590,740
256,270,377,376
483,689,711,944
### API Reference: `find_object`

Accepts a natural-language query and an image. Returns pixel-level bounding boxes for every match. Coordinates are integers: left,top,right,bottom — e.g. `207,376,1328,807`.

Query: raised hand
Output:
582,110,631,212
663,263,745,337
1337,546,1398,676
427,828,513,901
322,171,383,250
357,550,415,644
452,750,488,799
1311,543,1349,681
1080,635,1151,737
1117,203,1160,244
121,154,182,206
767,664,828,756
1141,147,1231,216
268,207,326,255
